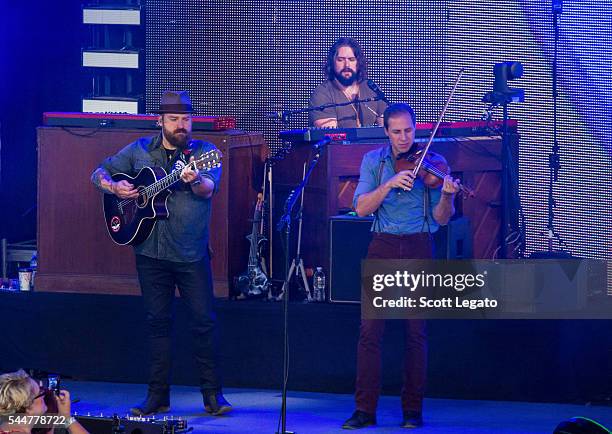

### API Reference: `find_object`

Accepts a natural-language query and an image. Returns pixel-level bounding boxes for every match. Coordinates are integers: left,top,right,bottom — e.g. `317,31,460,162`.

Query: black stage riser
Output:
1,292,610,404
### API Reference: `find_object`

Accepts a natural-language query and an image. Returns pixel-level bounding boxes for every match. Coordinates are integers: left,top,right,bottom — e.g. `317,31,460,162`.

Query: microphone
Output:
367,80,390,104
312,136,332,152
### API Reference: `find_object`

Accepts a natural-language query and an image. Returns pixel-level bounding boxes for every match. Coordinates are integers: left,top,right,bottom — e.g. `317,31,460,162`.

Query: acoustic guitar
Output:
103,149,221,245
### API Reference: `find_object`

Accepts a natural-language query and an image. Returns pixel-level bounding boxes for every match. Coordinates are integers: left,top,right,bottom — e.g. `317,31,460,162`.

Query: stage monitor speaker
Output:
329,215,373,303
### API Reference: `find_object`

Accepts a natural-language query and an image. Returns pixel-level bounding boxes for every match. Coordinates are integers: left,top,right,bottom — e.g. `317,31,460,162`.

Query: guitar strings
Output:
116,152,217,207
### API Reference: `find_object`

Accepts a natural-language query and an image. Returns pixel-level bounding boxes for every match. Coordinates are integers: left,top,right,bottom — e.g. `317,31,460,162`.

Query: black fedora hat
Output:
153,90,193,113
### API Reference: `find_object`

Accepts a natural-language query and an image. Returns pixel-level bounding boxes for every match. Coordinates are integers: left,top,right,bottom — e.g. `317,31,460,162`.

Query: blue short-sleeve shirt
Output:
353,146,442,235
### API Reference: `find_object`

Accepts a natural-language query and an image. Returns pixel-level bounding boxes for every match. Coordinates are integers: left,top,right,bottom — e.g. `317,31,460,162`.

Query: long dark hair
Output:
323,37,369,82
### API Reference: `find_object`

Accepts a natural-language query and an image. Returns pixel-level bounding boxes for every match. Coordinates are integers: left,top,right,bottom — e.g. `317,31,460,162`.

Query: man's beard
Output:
162,126,191,149
334,68,357,86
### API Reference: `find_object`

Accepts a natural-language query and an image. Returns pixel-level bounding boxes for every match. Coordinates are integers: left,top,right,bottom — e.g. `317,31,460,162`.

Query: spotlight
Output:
482,61,525,104
83,7,142,26
81,2,145,113
82,97,140,114
553,417,610,434
82,49,140,69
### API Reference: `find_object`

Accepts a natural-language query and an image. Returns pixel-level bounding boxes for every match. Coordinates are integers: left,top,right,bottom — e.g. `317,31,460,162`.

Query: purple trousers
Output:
355,232,432,414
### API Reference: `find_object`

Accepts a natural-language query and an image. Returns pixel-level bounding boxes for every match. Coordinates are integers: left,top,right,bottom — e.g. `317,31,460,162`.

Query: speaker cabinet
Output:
329,215,373,303
433,216,473,259
329,215,473,303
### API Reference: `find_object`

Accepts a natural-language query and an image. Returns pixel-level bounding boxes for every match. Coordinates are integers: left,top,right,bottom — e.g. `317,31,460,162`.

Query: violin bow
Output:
412,68,465,177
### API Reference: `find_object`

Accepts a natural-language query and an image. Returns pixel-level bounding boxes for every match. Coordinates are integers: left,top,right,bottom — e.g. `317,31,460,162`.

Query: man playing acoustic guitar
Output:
91,90,231,417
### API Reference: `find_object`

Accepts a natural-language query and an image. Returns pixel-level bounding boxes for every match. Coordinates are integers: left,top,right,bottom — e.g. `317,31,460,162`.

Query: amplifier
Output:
329,215,373,304
328,216,473,303
43,112,236,131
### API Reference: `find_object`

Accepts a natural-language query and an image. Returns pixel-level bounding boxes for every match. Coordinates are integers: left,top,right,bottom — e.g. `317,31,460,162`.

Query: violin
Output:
395,146,475,197
395,68,474,198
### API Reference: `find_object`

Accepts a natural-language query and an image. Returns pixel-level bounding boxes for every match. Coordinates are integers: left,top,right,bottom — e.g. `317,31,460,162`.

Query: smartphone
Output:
48,375,60,396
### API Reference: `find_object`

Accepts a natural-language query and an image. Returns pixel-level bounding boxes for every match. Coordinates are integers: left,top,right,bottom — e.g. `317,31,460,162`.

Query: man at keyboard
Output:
309,37,388,128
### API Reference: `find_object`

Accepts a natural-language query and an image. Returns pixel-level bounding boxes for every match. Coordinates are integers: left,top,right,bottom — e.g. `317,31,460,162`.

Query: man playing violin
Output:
91,91,231,417
343,103,460,430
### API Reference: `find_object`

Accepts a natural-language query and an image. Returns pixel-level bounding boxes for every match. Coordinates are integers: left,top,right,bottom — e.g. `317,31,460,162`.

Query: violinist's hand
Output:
110,180,139,199
385,170,416,192
180,157,199,184
442,175,461,195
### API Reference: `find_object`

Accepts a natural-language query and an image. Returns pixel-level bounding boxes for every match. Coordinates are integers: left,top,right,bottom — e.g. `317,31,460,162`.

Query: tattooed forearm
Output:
91,167,115,194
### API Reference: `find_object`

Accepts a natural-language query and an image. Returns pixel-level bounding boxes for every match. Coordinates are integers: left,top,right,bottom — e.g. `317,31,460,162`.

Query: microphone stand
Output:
273,161,312,302
486,96,525,259
483,80,525,258
531,0,570,259
275,139,328,434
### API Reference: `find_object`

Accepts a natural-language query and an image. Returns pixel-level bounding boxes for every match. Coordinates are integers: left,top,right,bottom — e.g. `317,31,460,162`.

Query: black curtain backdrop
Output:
0,2,82,242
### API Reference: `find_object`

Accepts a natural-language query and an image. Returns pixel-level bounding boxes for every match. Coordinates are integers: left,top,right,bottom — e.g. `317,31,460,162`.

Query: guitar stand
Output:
273,254,311,302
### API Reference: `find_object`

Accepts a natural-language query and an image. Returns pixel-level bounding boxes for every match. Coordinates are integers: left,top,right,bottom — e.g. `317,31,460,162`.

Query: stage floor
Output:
66,380,612,433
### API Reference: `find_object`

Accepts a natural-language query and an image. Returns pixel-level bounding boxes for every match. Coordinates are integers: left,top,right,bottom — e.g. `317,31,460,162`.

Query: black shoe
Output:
203,390,233,416
342,410,376,430
401,410,423,428
129,393,170,416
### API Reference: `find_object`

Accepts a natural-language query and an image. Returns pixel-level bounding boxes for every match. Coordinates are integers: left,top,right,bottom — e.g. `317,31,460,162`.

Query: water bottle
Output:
313,267,326,302
29,252,37,289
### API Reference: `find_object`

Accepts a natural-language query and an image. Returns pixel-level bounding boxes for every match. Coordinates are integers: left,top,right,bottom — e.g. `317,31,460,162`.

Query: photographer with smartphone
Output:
0,370,88,434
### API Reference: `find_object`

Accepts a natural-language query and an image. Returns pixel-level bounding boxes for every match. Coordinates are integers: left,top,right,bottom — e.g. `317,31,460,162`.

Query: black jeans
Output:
135,254,220,395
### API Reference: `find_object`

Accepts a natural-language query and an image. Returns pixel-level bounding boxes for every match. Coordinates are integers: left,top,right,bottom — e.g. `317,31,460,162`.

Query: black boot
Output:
342,410,376,429
401,410,423,428
203,390,233,416
129,392,170,416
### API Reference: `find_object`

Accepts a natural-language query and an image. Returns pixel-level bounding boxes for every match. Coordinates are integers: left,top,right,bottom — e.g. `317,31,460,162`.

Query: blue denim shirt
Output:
95,134,222,262
353,146,442,235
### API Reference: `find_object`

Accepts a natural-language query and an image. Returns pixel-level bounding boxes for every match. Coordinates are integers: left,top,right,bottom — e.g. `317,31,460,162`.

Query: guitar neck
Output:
149,168,183,195
145,151,219,196
147,160,200,196
248,209,262,267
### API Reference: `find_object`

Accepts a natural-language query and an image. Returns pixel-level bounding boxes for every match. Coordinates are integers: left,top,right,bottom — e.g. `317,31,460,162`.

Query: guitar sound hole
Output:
136,187,148,208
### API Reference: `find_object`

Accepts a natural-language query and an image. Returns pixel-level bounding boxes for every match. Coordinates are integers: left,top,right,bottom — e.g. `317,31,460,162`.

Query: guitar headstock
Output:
193,149,222,171
191,149,223,170
189,149,223,170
